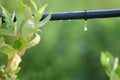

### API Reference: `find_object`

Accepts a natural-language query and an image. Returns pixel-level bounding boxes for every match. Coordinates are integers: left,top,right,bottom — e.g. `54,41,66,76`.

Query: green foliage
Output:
0,44,17,60
101,52,120,80
1,6,14,30
0,0,120,80
13,38,26,51
0,0,50,80
25,33,40,49
0,28,14,36
31,0,47,22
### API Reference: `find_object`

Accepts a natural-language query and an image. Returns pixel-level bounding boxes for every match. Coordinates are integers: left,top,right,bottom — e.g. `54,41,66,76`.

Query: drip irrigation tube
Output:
0,9,120,21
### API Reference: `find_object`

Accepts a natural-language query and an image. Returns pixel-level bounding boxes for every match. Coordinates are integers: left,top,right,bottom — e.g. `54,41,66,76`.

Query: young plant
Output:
101,52,120,80
0,0,51,80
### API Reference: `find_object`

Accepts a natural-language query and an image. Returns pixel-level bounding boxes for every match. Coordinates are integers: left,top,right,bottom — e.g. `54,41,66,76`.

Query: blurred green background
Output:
0,0,120,80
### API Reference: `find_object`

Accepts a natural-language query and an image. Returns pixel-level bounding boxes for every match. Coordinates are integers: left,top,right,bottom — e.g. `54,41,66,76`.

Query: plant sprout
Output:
101,52,120,80
0,0,51,80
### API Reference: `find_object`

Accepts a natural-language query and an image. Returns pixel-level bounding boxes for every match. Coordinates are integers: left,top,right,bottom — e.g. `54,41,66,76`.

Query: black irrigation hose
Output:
0,9,120,21
42,9,120,21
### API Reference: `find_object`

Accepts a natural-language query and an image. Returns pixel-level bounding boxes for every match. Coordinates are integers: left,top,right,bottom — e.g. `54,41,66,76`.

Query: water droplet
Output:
60,20,63,22
84,26,87,31
84,20,88,31
68,20,71,21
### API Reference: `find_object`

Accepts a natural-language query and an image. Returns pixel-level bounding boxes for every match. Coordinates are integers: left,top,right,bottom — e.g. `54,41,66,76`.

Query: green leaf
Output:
0,44,17,60
37,14,51,28
101,51,114,71
38,4,47,17
4,36,15,45
15,2,36,39
116,66,120,77
16,0,32,32
0,65,5,71
34,4,47,21
1,6,14,30
113,57,119,71
1,6,11,23
17,0,25,7
13,38,26,51
101,51,120,80
26,33,40,49
0,28,14,36
20,18,37,40
12,12,16,22
31,0,38,11
16,5,25,28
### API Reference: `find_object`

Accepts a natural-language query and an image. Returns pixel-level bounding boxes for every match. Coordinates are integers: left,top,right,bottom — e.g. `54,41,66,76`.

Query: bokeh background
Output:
0,0,120,80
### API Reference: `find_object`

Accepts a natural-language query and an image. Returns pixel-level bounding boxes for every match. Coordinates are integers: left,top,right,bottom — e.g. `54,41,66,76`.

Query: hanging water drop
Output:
84,20,88,31
60,20,63,22
84,26,87,31
68,20,71,21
